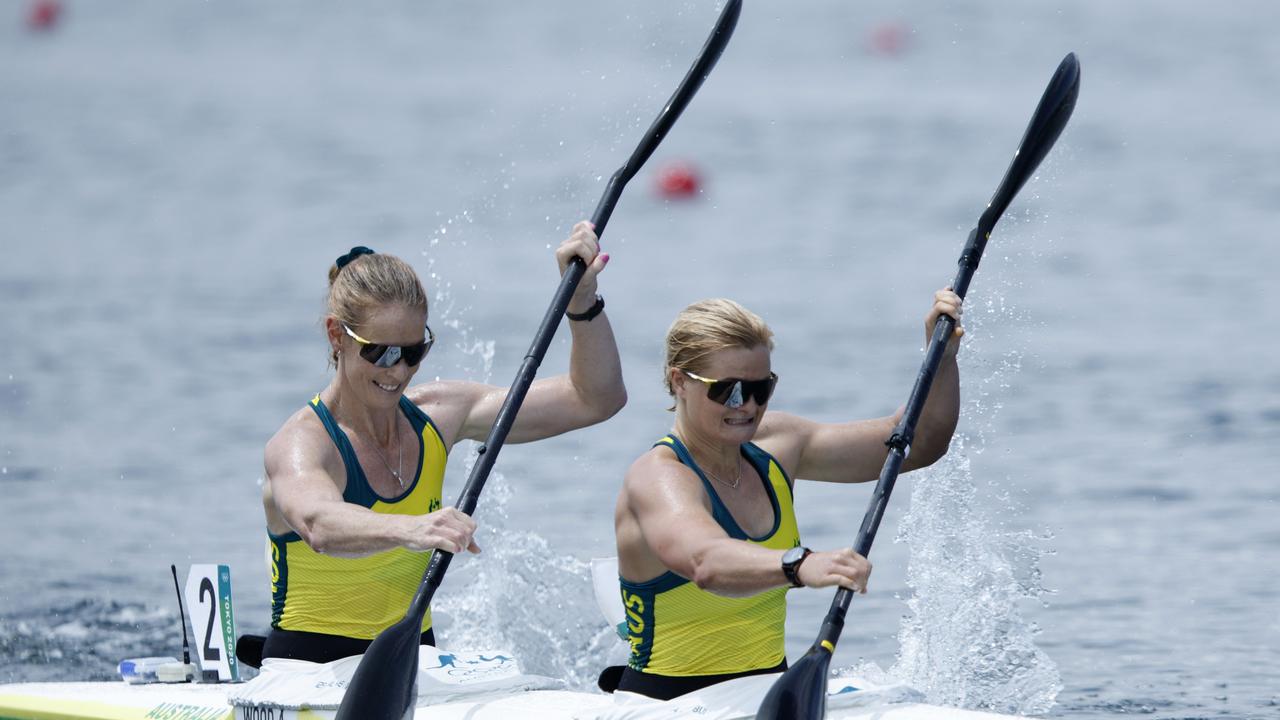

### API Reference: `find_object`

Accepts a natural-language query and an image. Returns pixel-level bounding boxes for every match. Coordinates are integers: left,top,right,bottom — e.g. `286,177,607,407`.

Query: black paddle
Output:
334,3,743,718
755,52,1081,720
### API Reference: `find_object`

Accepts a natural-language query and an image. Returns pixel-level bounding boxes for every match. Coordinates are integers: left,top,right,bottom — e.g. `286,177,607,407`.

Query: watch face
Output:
782,546,806,565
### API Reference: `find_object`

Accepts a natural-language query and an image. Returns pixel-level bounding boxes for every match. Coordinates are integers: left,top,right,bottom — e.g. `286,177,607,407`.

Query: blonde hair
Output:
664,298,774,395
326,252,427,365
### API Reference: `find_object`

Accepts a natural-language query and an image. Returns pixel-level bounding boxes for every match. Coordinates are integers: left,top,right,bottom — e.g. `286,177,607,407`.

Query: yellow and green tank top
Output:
268,394,447,640
621,434,802,677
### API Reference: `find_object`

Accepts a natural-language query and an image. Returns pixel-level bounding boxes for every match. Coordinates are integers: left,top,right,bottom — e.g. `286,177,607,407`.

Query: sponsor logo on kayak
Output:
314,680,346,689
421,652,515,680
144,702,232,720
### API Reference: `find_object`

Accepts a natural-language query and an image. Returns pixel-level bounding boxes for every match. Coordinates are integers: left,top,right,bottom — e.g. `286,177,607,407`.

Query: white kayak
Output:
1,559,1029,719
0,645,1016,720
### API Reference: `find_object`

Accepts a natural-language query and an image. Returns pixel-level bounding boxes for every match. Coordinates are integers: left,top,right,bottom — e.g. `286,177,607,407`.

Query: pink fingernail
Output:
601,253,610,265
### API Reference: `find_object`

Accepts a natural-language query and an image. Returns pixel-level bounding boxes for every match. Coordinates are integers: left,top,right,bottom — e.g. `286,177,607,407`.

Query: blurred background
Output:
2,1,1277,718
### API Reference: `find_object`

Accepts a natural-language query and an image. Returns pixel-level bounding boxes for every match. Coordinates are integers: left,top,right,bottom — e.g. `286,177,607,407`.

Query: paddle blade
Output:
755,644,833,720
334,614,422,720
982,52,1081,230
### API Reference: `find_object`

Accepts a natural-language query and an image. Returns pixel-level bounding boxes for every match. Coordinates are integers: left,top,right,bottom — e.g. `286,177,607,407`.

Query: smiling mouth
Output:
374,380,400,393
724,416,754,426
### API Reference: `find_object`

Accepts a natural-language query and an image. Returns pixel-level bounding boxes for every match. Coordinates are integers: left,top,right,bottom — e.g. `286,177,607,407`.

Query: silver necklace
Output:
366,418,404,488
703,455,743,489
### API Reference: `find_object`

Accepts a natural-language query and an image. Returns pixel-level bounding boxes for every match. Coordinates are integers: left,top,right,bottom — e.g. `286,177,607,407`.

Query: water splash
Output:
422,224,623,690
432,474,623,689
891,445,1061,715
888,257,1061,715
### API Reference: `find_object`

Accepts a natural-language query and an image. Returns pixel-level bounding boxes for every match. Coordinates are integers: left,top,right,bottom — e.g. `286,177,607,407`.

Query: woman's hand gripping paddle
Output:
335,3,744,719
755,52,1081,720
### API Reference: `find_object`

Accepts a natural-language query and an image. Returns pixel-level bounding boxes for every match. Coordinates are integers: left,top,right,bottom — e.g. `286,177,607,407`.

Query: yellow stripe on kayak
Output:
0,694,232,720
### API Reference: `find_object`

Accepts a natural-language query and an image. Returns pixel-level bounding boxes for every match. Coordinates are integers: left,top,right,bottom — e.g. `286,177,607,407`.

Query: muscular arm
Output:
423,221,626,445
621,452,869,597
755,411,898,484
264,418,477,558
904,347,960,468
453,310,626,444
624,453,792,598
755,288,963,483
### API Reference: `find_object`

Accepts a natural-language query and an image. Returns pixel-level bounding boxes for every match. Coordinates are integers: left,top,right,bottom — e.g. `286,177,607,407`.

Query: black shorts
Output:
240,627,437,667
601,658,788,700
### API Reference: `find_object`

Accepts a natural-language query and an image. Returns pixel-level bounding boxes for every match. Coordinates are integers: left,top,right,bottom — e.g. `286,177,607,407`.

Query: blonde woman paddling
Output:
605,289,962,699
255,221,624,664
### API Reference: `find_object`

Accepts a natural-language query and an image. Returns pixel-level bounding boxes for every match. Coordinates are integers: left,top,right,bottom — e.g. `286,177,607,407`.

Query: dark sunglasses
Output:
683,370,778,408
342,322,435,368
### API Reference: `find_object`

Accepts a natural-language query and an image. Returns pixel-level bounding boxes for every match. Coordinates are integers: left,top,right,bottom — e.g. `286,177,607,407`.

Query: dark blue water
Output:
3,2,1278,718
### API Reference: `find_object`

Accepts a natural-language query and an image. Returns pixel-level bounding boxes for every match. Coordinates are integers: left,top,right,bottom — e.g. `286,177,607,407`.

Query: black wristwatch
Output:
566,294,605,322
781,545,812,588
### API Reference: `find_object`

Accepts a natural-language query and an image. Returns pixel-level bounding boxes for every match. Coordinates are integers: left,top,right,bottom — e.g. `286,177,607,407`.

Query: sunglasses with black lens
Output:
682,370,778,408
342,322,435,368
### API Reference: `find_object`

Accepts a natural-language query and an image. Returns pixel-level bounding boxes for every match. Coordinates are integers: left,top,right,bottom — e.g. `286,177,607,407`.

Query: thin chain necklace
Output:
702,455,743,489
365,417,404,489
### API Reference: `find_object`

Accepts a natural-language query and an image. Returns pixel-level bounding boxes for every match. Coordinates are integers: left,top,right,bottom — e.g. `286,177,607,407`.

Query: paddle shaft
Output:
335,9,747,712
335,8,742,719
808,51,1081,657
756,53,1080,720
404,0,742,624
814,227,980,644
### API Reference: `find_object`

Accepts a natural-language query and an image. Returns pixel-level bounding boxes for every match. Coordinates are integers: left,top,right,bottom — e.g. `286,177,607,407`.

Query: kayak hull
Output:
0,681,1020,720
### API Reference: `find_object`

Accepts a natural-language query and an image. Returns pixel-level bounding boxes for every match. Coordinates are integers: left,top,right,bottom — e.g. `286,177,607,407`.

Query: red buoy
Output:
656,161,702,199
27,0,62,32
869,22,908,56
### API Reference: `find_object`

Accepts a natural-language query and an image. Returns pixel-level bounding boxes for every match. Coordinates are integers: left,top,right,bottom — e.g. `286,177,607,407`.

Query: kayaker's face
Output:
333,303,429,405
675,344,773,444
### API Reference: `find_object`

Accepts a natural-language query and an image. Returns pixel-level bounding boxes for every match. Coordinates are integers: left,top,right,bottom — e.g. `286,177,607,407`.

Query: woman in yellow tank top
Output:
253,220,626,664
607,289,964,699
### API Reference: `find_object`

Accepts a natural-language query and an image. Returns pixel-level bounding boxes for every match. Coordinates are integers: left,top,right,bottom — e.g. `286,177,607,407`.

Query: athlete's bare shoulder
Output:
624,441,679,481
405,378,492,448
265,405,339,482
750,410,811,475
261,404,352,536
622,442,710,513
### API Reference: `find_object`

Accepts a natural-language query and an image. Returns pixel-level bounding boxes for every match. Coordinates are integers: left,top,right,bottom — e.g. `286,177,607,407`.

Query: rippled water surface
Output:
3,2,1279,718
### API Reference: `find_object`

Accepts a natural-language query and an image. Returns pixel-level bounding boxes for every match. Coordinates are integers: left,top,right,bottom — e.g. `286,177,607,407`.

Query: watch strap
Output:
566,294,605,322
782,546,812,588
